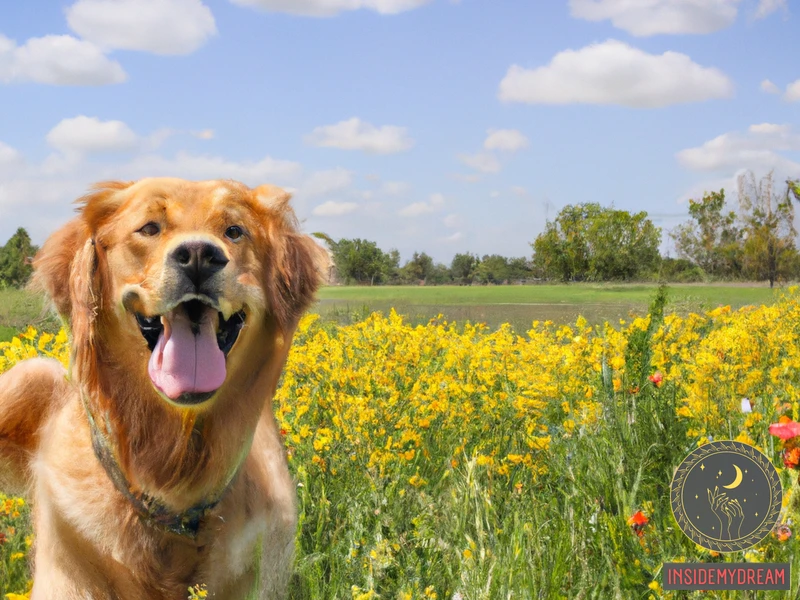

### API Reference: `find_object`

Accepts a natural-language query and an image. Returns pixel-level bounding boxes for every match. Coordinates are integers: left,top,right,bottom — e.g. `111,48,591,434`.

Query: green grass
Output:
0,288,61,342
315,283,781,331
317,283,777,306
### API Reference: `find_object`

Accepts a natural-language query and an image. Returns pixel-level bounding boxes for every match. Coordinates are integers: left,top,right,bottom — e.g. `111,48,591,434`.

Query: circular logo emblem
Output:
671,440,782,552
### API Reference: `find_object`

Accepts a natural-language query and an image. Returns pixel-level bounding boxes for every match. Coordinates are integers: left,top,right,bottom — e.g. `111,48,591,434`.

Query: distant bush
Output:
657,257,706,283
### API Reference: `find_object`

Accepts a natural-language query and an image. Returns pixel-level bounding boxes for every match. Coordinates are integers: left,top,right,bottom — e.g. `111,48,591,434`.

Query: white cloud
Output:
398,193,445,217
47,116,139,155
0,142,22,166
489,190,500,198
499,40,734,108
785,80,800,102
66,0,217,55
443,213,461,228
45,121,221,155
0,34,125,85
676,123,800,174
312,200,358,216
297,167,353,197
484,129,529,152
441,232,463,242
193,129,215,140
761,79,780,94
754,0,787,19
306,118,414,154
229,0,432,17
120,152,302,185
144,128,178,150
458,152,501,174
398,201,434,217
381,181,410,195
749,123,790,134
511,186,528,197
450,173,482,183
569,0,742,36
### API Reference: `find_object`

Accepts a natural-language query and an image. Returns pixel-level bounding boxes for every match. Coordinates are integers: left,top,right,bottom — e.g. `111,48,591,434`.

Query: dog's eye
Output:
138,222,160,237
225,226,244,241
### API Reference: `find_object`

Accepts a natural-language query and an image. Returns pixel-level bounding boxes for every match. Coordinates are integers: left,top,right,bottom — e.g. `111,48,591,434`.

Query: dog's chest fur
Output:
29,397,284,598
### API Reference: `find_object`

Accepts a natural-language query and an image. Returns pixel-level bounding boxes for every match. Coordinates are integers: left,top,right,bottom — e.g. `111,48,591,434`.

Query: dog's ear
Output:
255,185,328,331
30,182,131,382
30,181,132,321
28,217,90,319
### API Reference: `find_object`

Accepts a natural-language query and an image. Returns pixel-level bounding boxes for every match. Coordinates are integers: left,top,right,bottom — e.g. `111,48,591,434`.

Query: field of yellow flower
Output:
2,286,800,599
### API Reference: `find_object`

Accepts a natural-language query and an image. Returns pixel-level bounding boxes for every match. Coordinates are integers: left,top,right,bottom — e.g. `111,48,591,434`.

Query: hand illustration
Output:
721,498,744,540
708,486,729,537
708,487,744,540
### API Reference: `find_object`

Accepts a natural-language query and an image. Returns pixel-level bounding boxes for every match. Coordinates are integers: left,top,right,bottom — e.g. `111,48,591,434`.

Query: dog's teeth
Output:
218,300,234,322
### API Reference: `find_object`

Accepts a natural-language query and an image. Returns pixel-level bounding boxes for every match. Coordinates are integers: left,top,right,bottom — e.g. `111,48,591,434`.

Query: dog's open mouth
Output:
135,299,246,405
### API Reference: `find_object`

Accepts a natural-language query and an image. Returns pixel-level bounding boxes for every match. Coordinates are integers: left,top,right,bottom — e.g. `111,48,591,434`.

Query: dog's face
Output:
33,178,325,408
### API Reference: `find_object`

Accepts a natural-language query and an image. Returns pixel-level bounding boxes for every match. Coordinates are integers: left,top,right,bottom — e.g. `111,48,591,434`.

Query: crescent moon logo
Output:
723,464,743,489
671,441,782,552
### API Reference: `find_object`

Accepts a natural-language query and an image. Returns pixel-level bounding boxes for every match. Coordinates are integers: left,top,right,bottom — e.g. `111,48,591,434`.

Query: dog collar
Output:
81,390,236,540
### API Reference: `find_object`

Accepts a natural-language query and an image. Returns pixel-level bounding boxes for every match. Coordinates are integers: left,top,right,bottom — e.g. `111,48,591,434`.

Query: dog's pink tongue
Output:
147,306,226,400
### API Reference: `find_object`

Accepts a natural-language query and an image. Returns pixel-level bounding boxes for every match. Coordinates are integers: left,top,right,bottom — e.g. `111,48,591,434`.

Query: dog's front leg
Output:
0,357,71,495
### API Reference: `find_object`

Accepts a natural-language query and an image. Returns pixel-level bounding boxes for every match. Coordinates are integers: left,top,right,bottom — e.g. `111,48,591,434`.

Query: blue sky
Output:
0,0,797,264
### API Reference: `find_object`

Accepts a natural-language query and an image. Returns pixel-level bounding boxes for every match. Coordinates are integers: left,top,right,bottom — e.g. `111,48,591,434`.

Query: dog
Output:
0,178,326,598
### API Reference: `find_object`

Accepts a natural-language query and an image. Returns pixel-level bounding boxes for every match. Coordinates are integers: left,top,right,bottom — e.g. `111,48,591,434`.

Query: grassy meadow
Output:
315,283,778,331
2,284,800,598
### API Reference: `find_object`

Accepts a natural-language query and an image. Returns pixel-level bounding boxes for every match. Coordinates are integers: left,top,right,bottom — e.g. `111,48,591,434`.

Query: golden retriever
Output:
0,178,326,598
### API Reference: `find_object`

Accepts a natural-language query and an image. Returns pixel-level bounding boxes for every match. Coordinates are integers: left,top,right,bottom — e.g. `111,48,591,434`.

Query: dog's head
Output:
31,178,327,408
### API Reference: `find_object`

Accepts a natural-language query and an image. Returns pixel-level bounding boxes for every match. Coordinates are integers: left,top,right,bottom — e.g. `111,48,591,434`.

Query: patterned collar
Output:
81,390,237,540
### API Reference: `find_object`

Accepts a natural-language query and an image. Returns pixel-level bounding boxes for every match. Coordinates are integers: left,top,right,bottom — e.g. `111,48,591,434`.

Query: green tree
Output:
384,249,402,284
313,235,396,285
531,204,661,281
506,257,534,281
531,204,599,281
586,209,661,280
450,253,479,285
475,254,509,284
788,178,800,203
400,252,435,284
670,190,742,278
428,263,452,285
658,257,705,283
738,171,798,288
0,228,38,288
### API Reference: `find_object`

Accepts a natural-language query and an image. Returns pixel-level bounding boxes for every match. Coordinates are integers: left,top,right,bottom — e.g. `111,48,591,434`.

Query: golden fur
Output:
0,178,327,598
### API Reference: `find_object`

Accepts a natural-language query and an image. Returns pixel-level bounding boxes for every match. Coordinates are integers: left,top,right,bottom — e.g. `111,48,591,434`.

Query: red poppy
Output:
0,531,5,545
627,510,649,537
769,420,800,440
776,523,792,542
648,372,663,387
784,447,800,469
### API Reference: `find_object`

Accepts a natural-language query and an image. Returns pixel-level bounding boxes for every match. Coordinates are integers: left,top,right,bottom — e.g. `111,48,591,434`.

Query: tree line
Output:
1,171,798,289
314,171,800,287
312,233,534,286
670,172,800,287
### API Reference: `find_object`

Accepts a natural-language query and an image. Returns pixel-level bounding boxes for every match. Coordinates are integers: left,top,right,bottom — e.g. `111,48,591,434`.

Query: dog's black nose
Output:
170,241,229,289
